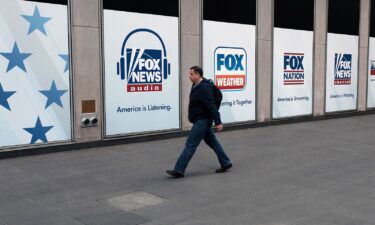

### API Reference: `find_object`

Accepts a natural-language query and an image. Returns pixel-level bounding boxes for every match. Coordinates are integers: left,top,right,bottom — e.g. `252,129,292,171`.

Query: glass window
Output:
274,0,314,31
103,0,178,17
328,0,360,35
203,0,257,123
203,0,256,25
370,0,375,37
103,0,180,135
0,0,72,147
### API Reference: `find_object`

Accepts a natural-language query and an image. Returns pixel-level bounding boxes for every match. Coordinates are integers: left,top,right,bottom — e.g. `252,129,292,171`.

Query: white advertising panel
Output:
367,37,375,108
203,20,256,123
272,28,313,118
325,33,358,112
104,11,180,135
0,0,71,147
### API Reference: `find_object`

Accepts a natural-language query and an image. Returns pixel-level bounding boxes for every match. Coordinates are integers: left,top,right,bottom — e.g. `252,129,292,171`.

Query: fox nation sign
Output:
273,28,313,118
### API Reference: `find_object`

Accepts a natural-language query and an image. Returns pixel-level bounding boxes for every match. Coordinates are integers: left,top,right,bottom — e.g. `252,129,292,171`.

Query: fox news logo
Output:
283,53,304,85
214,47,247,91
117,29,171,92
370,60,375,76
334,53,352,85
126,49,162,92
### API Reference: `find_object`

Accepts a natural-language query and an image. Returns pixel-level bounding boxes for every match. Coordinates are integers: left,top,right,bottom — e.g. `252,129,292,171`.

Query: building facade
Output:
0,0,373,155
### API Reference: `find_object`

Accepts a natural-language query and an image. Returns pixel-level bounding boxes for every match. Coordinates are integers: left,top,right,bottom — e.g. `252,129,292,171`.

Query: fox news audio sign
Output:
103,11,179,135
272,28,313,118
203,21,256,123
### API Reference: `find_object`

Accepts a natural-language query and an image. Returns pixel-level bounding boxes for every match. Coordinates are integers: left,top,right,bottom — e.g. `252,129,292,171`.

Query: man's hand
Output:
215,124,223,132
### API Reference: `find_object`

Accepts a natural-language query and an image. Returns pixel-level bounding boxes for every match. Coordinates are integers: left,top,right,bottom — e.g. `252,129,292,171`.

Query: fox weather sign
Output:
214,47,247,91
116,29,171,92
334,53,352,85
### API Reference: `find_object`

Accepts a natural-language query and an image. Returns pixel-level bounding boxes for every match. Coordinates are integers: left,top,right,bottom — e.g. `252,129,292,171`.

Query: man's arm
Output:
200,87,222,126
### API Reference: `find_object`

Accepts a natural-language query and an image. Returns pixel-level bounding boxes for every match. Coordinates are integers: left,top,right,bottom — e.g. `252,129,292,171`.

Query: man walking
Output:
166,66,232,178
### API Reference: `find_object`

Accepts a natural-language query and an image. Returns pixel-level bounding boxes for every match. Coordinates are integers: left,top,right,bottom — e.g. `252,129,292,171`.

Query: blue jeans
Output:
174,119,231,174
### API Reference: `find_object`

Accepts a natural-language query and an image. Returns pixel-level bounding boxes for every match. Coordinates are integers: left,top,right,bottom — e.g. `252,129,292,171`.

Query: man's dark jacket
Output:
188,78,222,125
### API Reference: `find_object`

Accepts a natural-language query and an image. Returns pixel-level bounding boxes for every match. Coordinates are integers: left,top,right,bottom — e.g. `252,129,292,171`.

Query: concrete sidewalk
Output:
1,115,375,225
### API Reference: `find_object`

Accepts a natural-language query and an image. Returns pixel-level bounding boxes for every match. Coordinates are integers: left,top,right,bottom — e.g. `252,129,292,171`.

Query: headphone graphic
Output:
117,28,171,81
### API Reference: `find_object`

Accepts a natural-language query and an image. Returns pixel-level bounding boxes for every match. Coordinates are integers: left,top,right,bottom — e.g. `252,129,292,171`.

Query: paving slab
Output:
1,115,375,224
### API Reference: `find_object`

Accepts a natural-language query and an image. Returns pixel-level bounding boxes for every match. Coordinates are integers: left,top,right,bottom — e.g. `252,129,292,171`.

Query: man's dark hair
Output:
190,66,203,77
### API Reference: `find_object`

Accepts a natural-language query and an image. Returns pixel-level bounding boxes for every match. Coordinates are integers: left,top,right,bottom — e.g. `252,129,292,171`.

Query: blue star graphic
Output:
23,116,53,144
40,80,68,109
59,54,69,73
21,6,51,36
0,83,16,111
0,42,32,73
